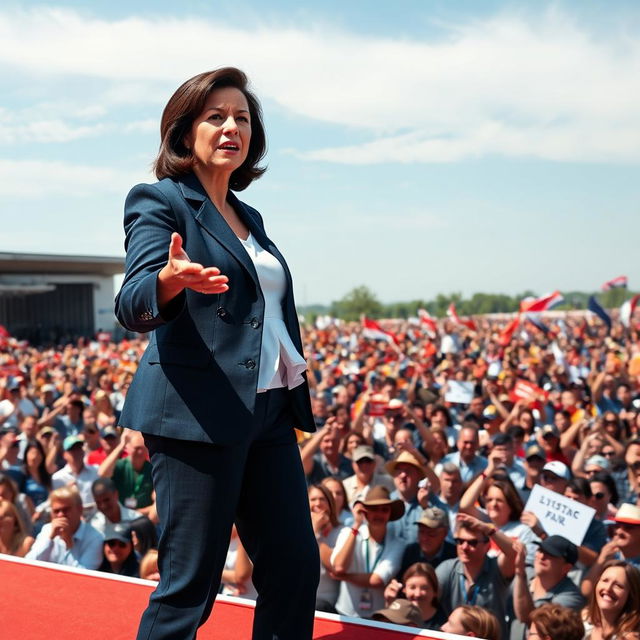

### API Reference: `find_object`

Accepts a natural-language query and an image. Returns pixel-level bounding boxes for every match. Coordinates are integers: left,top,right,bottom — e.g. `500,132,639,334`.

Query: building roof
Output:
0,252,124,276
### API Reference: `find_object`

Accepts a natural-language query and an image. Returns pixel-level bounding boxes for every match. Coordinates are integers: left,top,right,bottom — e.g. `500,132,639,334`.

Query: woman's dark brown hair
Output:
154,67,267,191
585,560,640,639
308,484,339,528
483,477,524,521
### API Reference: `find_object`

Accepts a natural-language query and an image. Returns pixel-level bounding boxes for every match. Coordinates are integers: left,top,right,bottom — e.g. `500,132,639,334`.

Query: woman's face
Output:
441,608,468,636
308,488,329,514
323,480,344,512
596,566,630,618
25,447,42,468
485,486,510,525
0,502,18,534
589,481,611,513
404,575,433,606
187,86,251,176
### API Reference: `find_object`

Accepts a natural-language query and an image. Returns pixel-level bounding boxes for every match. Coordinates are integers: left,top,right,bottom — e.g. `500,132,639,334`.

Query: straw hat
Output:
384,450,426,479
354,486,405,522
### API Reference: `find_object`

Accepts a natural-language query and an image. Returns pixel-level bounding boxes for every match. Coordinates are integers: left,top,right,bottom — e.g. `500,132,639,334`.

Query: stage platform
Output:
1,554,462,639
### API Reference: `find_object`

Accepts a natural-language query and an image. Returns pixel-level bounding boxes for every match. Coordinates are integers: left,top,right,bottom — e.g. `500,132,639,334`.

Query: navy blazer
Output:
115,173,315,444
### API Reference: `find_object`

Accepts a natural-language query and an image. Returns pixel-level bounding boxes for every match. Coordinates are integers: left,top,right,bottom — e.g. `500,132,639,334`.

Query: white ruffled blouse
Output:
239,232,307,392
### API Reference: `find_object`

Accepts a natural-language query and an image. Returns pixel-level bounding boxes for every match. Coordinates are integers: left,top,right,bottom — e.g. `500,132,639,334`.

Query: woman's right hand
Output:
158,233,230,303
384,579,403,605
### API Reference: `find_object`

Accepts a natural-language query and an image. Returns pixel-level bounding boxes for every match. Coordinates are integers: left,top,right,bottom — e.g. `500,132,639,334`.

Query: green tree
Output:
330,286,383,321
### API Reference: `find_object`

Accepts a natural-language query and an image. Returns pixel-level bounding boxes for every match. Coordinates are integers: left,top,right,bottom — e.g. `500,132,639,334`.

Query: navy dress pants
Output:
136,389,320,640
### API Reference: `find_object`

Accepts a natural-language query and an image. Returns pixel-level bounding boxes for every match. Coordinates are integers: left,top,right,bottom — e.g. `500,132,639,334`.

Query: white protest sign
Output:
524,484,595,546
444,381,475,405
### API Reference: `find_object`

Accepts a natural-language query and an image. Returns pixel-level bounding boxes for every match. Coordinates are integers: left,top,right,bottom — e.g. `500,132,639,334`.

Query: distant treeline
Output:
300,286,638,323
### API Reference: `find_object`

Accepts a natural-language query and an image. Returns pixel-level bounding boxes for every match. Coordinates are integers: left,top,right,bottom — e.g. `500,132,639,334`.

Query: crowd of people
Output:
2,310,640,639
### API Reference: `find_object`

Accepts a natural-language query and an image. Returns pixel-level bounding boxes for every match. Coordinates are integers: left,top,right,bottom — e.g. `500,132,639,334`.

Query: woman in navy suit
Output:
115,68,319,640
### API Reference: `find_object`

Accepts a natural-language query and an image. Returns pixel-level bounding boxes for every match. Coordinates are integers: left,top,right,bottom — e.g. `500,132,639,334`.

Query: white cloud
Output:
0,7,639,163
0,158,153,197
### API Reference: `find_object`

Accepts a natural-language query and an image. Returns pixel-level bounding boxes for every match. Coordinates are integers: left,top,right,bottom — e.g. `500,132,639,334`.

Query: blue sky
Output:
1,1,639,306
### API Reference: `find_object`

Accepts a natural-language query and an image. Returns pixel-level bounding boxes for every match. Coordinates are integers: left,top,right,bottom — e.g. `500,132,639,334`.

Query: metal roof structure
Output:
0,252,124,276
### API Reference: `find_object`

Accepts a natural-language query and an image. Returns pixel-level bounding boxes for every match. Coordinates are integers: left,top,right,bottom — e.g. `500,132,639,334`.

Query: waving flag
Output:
446,303,477,332
417,308,438,338
588,295,612,333
520,291,564,313
498,316,520,346
620,294,640,328
361,317,399,345
523,312,551,335
601,275,628,291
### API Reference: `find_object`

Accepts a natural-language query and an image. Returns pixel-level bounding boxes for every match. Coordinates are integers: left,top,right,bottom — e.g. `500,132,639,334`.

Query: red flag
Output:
498,316,520,346
620,294,640,328
417,309,438,338
446,303,477,331
509,379,548,404
520,291,564,313
361,317,399,345
601,275,628,291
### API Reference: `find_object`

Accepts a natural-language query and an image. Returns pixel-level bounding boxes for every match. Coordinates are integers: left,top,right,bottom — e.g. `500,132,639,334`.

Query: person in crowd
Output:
589,470,619,521
0,425,20,470
528,603,584,640
331,486,405,617
430,462,465,539
341,430,366,460
16,439,52,515
397,507,456,575
440,605,502,640
384,562,447,629
538,424,572,466
0,498,34,556
98,523,140,578
436,512,516,637
342,445,394,506
129,515,159,559
308,483,342,612
539,460,571,494
582,561,640,640
321,475,353,526
26,486,102,569
460,455,538,564
98,429,156,522
0,471,32,534
511,536,585,639
489,433,526,489
520,444,546,502
437,425,488,484
93,389,117,429
87,425,122,466
89,477,141,538
51,435,99,511
139,548,160,582
301,420,352,485
385,449,433,544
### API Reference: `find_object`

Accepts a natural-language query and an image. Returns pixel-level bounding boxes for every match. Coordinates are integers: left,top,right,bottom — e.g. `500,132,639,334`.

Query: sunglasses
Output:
85,430,98,435
603,420,618,425
630,461,640,472
454,537,484,548
105,539,128,548
593,492,606,500
602,450,616,457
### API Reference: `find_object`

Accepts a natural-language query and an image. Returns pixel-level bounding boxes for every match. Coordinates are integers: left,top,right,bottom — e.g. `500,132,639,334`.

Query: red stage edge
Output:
1,553,469,639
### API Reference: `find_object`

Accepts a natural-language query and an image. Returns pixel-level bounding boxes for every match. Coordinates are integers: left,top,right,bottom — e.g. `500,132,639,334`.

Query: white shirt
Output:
52,463,99,508
239,232,306,391
89,503,142,538
330,524,404,617
26,520,103,569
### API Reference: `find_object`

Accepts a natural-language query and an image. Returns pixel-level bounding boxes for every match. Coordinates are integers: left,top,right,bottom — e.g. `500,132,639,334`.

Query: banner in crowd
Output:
524,484,595,546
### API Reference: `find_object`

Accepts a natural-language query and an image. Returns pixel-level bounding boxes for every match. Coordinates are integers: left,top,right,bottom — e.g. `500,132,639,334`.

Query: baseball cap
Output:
525,445,545,461
585,455,610,471
536,535,578,565
104,523,133,545
415,507,448,529
541,424,560,439
63,435,84,451
372,599,423,627
542,461,571,480
352,445,375,463
101,426,119,439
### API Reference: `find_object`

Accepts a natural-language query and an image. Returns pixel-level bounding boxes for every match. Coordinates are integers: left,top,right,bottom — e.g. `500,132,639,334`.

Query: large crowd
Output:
1,311,640,640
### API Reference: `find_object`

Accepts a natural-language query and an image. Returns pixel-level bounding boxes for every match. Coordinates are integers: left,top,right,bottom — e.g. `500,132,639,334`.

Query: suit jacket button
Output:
246,359,256,369
216,307,227,319
250,317,260,329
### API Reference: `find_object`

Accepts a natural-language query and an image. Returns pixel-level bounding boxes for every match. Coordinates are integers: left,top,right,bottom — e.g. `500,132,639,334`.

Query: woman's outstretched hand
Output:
158,233,229,306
